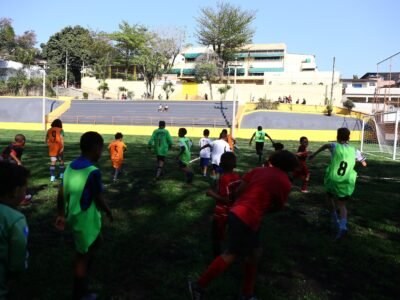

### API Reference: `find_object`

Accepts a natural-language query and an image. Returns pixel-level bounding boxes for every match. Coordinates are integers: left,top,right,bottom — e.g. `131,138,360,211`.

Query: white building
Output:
0,59,43,81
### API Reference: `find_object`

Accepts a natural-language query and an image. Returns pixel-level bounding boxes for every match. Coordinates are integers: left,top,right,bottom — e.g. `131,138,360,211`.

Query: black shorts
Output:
226,212,260,257
212,164,223,174
157,155,165,162
255,142,264,155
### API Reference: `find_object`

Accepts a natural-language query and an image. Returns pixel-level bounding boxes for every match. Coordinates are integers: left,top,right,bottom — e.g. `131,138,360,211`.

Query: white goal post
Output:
361,111,400,160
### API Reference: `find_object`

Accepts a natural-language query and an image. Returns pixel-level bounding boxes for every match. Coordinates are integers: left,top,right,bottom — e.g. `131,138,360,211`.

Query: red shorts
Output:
213,204,230,240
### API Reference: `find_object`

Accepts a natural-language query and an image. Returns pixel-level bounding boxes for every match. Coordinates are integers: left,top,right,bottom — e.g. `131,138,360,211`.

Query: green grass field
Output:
1,129,399,300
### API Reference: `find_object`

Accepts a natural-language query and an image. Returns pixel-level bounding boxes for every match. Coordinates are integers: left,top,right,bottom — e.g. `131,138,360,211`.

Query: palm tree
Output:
98,81,109,99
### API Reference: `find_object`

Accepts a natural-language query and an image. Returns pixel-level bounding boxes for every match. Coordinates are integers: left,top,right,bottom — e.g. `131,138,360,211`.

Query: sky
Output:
1,0,399,78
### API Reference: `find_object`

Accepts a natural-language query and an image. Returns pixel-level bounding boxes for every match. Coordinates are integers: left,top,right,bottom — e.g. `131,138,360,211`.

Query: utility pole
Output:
230,58,242,138
330,56,335,106
65,50,68,88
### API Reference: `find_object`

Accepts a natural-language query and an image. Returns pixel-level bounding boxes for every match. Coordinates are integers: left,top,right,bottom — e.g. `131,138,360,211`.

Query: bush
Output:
256,98,279,110
343,99,355,111
83,92,88,99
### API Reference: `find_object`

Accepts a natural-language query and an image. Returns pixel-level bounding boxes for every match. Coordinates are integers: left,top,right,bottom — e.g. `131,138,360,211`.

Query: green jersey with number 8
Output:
324,143,357,197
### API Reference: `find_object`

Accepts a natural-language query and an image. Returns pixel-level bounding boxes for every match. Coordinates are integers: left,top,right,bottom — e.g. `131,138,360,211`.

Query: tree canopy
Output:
195,2,256,66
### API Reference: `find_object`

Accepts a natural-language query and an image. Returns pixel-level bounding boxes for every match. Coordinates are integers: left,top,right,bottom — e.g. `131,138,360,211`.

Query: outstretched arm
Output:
309,143,331,160
249,132,255,145
266,133,274,144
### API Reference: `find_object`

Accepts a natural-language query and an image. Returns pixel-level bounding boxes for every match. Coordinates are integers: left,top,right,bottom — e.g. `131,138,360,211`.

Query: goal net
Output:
361,111,400,160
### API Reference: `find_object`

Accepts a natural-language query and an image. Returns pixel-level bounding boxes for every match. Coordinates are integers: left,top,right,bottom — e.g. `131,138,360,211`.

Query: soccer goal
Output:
361,111,400,160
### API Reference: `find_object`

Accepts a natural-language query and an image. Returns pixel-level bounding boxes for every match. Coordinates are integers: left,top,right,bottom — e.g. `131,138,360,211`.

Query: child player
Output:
309,127,367,240
176,128,194,184
199,129,212,177
249,126,274,164
46,119,65,182
55,131,113,299
1,134,26,165
205,152,241,257
108,132,127,182
294,136,311,193
189,150,299,300
148,121,173,179
0,162,30,298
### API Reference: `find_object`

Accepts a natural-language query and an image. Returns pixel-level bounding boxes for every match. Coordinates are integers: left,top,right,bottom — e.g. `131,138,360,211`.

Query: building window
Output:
352,83,362,88
369,82,376,86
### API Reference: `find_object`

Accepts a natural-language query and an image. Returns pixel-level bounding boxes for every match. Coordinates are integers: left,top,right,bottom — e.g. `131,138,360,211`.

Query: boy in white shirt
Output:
200,132,231,179
199,129,212,177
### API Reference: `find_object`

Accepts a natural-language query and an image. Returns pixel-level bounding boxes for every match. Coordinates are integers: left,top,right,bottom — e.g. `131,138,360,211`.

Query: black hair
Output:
299,136,308,143
219,132,227,139
221,129,228,134
178,128,187,136
203,129,210,136
159,120,166,128
268,150,299,172
115,132,123,139
337,127,350,142
219,152,236,172
0,162,30,197
51,119,63,128
15,134,26,143
273,142,284,151
257,126,262,131
80,131,104,154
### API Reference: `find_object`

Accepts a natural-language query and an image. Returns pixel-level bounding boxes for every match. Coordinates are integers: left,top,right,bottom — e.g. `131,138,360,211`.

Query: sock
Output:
156,167,162,178
198,255,229,288
113,169,119,180
242,262,257,297
59,165,65,174
339,218,347,231
50,166,56,177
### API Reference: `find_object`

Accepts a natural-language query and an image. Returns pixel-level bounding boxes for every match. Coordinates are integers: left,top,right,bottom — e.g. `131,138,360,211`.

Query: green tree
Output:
97,80,109,99
89,31,117,80
7,70,26,95
343,99,355,114
195,2,255,67
162,81,175,100
195,62,218,100
0,18,16,57
110,21,148,80
41,26,94,85
218,84,231,100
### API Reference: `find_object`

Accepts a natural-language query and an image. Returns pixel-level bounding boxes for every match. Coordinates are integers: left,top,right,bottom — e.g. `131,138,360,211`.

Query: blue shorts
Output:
200,157,210,167
212,164,223,174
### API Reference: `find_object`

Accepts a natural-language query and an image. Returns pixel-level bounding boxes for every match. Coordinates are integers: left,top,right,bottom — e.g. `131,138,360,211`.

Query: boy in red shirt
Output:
1,134,26,166
206,152,241,257
293,136,311,193
189,150,299,300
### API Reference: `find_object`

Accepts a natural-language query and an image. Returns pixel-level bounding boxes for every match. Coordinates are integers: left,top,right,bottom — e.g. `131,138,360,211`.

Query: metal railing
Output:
61,115,229,127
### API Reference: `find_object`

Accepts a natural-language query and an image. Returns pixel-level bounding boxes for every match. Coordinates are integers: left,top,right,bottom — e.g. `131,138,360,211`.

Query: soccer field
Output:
1,129,399,300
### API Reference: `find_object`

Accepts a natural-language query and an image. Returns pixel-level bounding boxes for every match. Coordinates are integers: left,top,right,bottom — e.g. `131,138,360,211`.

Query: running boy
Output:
148,121,173,179
249,126,274,164
200,132,231,180
205,152,241,257
294,136,311,193
199,129,212,177
0,162,30,298
55,131,113,299
189,150,298,300
46,119,65,182
176,128,194,184
309,127,367,239
108,132,127,182
1,134,26,165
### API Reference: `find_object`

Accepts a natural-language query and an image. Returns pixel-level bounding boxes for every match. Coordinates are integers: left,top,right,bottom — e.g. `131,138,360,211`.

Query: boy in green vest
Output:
249,126,274,164
148,121,173,179
0,162,30,299
309,128,367,240
176,128,194,183
55,131,113,299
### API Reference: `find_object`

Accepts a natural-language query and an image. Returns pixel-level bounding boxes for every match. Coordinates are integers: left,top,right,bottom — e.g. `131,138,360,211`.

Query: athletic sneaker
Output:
50,175,56,182
301,189,309,193
188,281,204,300
335,229,347,240
59,173,64,179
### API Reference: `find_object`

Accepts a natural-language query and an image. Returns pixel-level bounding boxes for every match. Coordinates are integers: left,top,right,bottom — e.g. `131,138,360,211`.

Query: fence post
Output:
393,110,399,160
360,118,365,152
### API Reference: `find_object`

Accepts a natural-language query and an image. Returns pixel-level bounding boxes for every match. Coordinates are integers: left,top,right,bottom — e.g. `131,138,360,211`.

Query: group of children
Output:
0,119,367,299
